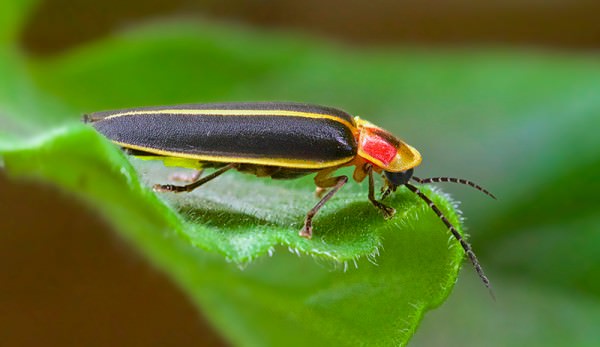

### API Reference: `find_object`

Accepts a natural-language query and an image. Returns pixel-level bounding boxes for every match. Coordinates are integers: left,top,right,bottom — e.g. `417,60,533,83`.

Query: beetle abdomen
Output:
87,103,358,169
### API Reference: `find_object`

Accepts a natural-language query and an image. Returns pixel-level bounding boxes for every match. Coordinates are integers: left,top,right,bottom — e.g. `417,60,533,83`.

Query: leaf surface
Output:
0,19,471,347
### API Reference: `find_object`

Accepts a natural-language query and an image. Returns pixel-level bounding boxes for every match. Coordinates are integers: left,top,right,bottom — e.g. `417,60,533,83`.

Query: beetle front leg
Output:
366,164,396,219
301,170,348,238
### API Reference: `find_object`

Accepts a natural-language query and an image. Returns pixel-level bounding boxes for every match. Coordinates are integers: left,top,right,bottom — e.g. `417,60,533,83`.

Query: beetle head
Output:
380,168,413,200
384,168,414,187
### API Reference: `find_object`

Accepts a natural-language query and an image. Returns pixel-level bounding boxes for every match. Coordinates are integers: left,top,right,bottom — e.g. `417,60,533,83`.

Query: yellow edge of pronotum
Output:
113,141,355,169
104,109,356,131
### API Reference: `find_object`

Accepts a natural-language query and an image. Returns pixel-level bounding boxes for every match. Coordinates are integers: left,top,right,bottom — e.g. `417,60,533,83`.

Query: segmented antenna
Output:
412,176,496,199
404,183,495,299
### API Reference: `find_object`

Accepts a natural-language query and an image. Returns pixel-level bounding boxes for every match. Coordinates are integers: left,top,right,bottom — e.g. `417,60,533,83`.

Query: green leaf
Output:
1,124,464,346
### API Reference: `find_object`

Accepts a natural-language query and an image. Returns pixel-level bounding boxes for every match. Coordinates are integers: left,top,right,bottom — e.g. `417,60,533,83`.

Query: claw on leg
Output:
299,222,313,239
377,203,396,219
153,183,184,193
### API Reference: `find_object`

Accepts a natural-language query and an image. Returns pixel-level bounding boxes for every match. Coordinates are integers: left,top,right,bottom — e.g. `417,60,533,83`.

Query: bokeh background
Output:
1,1,599,346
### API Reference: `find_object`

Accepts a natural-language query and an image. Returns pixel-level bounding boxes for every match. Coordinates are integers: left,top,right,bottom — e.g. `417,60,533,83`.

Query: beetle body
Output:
86,102,422,182
85,102,494,294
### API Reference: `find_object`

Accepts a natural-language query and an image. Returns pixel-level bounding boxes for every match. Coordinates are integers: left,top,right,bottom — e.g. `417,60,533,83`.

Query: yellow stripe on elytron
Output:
114,141,355,169
104,109,356,131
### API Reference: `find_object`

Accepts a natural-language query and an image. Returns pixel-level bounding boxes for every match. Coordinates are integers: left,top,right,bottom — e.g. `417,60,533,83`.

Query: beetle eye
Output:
384,169,414,186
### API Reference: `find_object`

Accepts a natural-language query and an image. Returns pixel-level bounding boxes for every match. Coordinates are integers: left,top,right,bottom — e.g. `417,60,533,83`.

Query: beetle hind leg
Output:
154,164,236,193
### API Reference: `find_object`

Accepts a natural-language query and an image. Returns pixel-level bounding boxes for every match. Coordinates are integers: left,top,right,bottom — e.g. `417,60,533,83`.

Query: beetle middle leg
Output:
154,164,236,193
300,169,348,238
365,164,396,219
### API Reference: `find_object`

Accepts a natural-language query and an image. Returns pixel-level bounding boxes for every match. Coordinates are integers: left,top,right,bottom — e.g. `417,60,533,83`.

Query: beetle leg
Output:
154,164,236,193
366,164,396,219
300,173,348,238
169,169,204,183
312,167,337,198
352,162,368,183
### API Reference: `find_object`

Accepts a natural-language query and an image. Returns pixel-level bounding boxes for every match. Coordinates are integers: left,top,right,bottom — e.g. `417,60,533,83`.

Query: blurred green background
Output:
1,0,600,346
